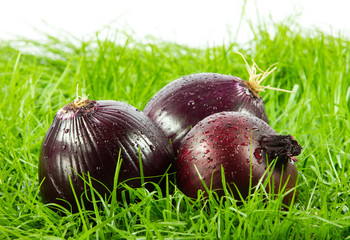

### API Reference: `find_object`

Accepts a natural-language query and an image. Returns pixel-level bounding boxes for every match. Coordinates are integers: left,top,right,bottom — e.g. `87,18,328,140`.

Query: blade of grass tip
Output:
312,215,344,229
75,171,111,213
220,165,230,197
9,51,21,94
11,50,21,71
175,194,187,223
277,164,298,208
327,146,340,183
46,200,72,215
155,163,173,187
285,177,298,209
68,174,88,233
266,161,279,200
230,181,246,205
193,164,211,200
84,173,96,206
209,169,217,202
138,145,145,187
254,158,280,202
120,189,134,231
148,181,163,200
110,148,123,216
165,172,171,220
229,205,247,218
248,130,254,202
274,165,291,208
277,165,287,199
85,172,105,240
306,180,318,212
218,165,237,204
309,155,322,180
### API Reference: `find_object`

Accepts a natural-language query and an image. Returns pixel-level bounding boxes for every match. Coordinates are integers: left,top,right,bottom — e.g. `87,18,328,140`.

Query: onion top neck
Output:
58,86,95,119
61,98,95,118
71,84,91,108
68,84,93,110
71,96,92,109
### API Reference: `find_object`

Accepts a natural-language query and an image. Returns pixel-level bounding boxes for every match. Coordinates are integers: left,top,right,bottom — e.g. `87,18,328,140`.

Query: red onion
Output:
144,55,288,152
176,111,302,205
38,97,174,212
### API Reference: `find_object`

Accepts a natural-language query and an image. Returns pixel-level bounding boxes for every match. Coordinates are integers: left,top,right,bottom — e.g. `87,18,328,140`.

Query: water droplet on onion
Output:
149,145,155,151
187,100,195,106
254,148,263,160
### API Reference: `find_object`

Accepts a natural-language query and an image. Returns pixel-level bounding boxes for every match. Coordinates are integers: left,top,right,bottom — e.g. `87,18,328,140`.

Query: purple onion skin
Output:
143,73,269,153
39,100,174,212
176,112,302,205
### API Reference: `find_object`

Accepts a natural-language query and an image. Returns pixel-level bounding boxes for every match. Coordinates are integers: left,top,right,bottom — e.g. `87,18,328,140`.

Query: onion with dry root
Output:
144,53,292,152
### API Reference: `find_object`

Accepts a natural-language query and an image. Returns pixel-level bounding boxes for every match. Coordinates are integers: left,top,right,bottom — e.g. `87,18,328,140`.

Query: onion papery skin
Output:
143,73,269,153
39,100,174,212
176,112,301,205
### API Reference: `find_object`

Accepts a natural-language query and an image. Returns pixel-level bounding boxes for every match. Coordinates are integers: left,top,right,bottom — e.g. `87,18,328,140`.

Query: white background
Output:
1,0,350,47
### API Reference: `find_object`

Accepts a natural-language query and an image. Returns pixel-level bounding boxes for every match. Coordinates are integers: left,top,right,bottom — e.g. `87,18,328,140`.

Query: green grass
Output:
1,17,350,239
